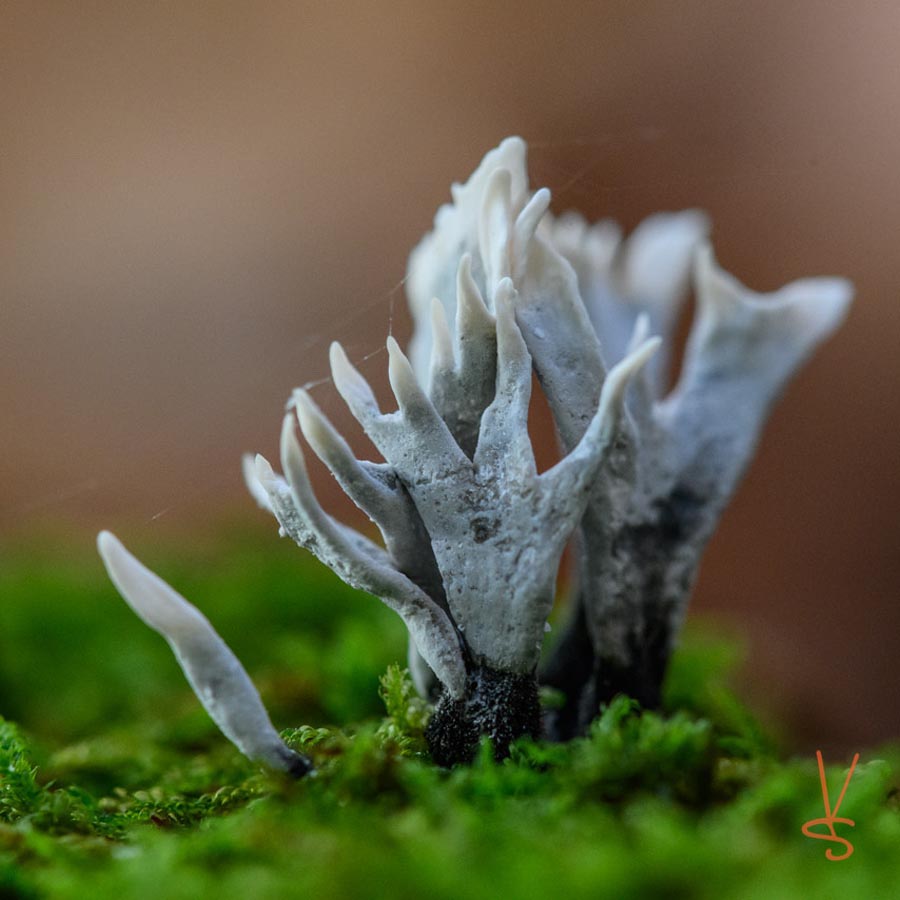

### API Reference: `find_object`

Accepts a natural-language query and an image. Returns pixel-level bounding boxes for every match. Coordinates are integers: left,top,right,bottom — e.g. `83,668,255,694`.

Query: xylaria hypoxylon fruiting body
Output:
98,137,851,768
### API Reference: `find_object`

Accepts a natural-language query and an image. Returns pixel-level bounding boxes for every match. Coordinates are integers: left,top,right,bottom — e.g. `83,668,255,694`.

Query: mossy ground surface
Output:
1,527,897,899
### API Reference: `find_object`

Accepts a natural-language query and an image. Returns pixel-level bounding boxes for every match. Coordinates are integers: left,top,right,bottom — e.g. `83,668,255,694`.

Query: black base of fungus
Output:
285,752,315,779
273,743,315,778
426,665,541,767
541,599,596,742
542,604,672,740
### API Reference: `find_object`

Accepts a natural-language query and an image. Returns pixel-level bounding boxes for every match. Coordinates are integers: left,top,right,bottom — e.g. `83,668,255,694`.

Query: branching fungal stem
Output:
97,136,851,769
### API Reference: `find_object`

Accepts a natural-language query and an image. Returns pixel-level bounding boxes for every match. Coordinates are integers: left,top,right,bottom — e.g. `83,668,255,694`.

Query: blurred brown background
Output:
1,1,898,752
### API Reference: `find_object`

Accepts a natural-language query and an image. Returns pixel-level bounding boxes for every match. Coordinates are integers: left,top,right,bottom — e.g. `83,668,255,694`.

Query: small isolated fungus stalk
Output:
97,135,851,772
96,532,312,776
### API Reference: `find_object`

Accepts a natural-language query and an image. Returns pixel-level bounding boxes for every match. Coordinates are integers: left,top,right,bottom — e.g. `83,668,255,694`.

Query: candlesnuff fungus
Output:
406,137,852,739
254,287,658,765
96,531,312,776
97,136,851,770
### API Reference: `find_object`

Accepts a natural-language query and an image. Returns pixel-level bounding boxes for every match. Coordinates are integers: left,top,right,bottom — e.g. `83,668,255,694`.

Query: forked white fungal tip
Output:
694,242,854,342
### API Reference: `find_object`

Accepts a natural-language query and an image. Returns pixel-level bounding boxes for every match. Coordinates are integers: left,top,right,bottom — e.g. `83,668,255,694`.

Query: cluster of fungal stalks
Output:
98,137,852,771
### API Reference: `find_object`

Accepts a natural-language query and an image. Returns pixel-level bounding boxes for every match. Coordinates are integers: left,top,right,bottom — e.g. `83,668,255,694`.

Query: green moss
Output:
0,527,898,898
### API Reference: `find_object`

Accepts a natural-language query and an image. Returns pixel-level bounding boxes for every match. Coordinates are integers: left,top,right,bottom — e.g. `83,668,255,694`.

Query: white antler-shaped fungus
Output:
98,136,851,769
405,137,852,736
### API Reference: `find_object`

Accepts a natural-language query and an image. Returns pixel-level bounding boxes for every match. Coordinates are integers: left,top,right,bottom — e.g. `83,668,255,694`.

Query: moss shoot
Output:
1,527,898,899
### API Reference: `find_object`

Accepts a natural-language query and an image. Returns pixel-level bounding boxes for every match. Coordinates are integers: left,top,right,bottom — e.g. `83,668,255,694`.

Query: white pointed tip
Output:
621,336,662,379
292,387,313,416
456,253,495,337
787,276,855,338
486,165,513,194
97,530,122,568
498,135,526,153
293,388,321,425
254,452,276,484
96,527,126,576
279,415,315,508
242,453,274,512
387,335,425,411
386,335,407,384
329,341,363,390
532,186,551,207
96,529,208,636
495,277,516,306
294,392,355,476
514,187,552,252
328,342,355,397
329,341,380,418
493,281,514,329
429,297,455,371
386,334,417,379
493,280,520,346
95,529,138,590
626,312,652,354
629,335,663,371
601,335,662,411
279,413,302,465
328,340,348,371
292,389,324,446
96,535,309,776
